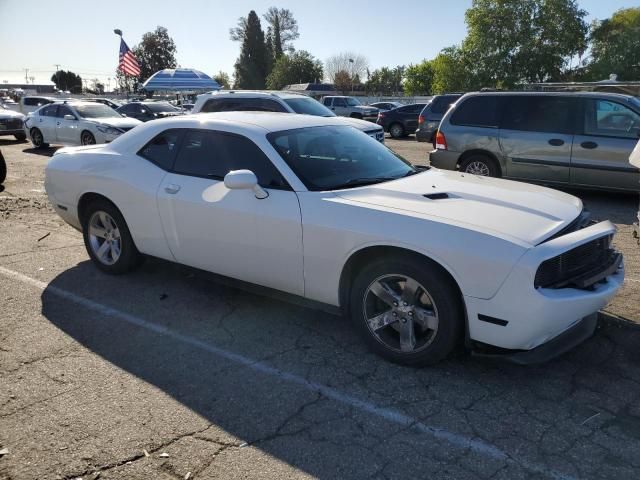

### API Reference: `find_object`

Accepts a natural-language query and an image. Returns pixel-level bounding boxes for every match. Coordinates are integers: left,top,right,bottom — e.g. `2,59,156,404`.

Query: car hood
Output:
89,117,142,129
0,110,25,120
336,116,383,132
333,169,583,246
353,105,378,113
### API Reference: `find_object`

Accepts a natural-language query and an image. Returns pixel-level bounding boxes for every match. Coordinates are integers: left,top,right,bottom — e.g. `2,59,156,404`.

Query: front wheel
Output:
82,198,144,274
349,256,463,366
81,131,96,145
14,132,27,142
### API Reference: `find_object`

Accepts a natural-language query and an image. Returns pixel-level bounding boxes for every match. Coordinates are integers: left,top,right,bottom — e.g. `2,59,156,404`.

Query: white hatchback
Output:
25,101,142,148
45,112,624,365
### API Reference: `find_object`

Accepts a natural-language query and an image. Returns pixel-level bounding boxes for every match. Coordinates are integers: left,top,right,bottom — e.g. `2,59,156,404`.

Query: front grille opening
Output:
535,235,618,289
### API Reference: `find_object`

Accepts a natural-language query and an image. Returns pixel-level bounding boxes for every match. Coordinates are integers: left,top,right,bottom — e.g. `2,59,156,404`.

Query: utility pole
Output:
24,68,29,84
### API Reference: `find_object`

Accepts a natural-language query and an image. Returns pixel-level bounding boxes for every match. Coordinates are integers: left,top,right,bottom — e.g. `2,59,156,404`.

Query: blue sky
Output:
0,0,637,86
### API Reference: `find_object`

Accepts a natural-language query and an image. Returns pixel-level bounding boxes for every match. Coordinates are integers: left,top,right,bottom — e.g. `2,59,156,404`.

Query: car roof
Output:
463,91,636,101
197,91,308,100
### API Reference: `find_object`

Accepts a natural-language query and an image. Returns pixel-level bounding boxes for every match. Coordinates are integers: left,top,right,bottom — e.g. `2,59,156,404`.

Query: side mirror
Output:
120,113,127,117
223,169,268,199
63,114,76,121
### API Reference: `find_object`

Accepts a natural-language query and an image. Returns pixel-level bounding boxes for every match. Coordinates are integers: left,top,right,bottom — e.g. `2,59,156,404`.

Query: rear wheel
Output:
349,256,463,366
0,151,6,184
389,123,405,139
81,198,143,274
30,128,48,148
460,154,500,177
14,132,26,142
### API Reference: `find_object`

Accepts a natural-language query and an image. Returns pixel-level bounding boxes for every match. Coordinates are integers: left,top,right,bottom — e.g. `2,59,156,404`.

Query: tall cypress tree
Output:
232,11,269,89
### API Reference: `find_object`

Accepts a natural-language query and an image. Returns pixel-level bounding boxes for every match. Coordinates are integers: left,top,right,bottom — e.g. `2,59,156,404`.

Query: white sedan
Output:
45,112,624,365
25,101,142,148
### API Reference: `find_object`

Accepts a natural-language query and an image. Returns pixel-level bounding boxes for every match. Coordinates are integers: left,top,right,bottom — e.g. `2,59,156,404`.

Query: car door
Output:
55,105,81,145
332,97,348,116
570,97,640,191
499,95,575,185
156,128,304,296
34,104,59,142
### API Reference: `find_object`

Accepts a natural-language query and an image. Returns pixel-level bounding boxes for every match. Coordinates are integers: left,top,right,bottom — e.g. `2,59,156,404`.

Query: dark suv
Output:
430,91,640,192
376,103,426,139
416,94,462,144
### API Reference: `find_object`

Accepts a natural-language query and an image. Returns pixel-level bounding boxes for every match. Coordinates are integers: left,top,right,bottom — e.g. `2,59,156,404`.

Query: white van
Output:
19,96,55,115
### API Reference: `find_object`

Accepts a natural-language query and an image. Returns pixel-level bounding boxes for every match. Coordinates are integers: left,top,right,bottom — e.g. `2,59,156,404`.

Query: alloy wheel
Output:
32,129,43,147
390,124,403,138
464,161,490,176
82,132,96,145
88,211,121,265
362,274,439,353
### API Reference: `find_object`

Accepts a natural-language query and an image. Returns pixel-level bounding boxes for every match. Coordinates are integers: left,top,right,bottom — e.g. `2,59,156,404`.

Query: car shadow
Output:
39,258,640,478
22,146,61,157
0,138,27,146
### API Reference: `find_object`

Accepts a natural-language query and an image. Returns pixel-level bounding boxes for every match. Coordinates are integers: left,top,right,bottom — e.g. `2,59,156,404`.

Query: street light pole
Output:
349,58,354,95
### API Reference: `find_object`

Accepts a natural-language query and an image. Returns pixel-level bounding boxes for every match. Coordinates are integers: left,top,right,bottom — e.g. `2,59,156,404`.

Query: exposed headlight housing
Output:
96,124,124,136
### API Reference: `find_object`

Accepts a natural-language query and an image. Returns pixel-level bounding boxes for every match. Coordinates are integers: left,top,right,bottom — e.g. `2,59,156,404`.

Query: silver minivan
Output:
430,92,640,192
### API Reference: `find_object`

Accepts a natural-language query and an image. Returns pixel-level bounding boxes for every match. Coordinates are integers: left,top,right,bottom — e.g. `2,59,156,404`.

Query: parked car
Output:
0,149,5,184
376,103,427,139
45,112,623,365
85,98,123,110
116,101,182,122
370,101,403,112
0,104,27,141
24,101,142,148
0,99,20,112
193,91,384,142
431,92,640,192
416,94,462,144
19,96,55,114
630,139,640,241
321,96,379,121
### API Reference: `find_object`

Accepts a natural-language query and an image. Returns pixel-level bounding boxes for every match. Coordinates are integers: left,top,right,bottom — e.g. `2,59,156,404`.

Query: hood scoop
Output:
423,192,450,200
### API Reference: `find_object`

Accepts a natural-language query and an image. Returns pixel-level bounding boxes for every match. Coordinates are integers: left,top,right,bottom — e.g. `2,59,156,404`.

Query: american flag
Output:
118,38,141,76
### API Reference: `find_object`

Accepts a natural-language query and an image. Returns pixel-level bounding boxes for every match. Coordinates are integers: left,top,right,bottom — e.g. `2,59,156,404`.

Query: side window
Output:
399,104,423,114
40,105,58,117
173,130,288,189
138,129,183,170
431,97,457,114
502,96,574,134
333,98,347,107
24,98,37,106
450,96,500,128
584,99,640,139
256,99,287,112
201,99,223,113
323,98,332,106
57,106,74,118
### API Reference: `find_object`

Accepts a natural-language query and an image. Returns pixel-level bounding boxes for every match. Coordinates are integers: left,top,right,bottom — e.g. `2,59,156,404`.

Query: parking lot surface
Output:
2,136,640,479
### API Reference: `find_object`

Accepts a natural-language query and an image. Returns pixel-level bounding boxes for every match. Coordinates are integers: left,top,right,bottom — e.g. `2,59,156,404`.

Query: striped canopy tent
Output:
141,68,221,92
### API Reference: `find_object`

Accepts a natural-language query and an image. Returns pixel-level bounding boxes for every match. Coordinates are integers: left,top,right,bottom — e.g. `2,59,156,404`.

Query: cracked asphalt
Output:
2,135,640,479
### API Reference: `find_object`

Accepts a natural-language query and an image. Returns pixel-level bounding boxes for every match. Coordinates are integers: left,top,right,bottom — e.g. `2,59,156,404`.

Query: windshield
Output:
268,126,416,191
345,97,361,106
145,102,180,113
74,104,119,118
284,97,335,117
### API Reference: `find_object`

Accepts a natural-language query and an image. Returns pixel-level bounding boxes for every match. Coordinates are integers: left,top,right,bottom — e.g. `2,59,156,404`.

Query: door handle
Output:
56,121,61,125
548,138,565,146
581,141,598,149
164,184,181,194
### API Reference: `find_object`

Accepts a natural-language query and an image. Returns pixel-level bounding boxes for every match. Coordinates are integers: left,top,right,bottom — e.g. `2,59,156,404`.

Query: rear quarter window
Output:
450,96,501,128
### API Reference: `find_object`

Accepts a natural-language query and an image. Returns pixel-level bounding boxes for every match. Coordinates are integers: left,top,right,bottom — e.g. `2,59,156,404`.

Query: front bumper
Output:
464,220,624,354
0,120,24,136
362,115,378,123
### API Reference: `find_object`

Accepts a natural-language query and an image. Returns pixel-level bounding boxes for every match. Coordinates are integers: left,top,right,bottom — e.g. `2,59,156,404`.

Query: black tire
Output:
0,151,6,185
459,154,500,177
389,123,405,139
81,198,144,274
81,131,96,146
349,255,463,366
14,132,27,142
30,128,49,149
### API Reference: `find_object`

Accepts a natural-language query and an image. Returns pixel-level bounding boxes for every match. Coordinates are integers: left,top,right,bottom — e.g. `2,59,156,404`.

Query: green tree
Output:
430,47,475,94
266,50,323,89
587,7,640,81
134,26,178,82
463,0,588,87
213,71,231,89
404,61,434,95
366,67,405,95
263,7,299,58
50,70,83,93
231,11,269,89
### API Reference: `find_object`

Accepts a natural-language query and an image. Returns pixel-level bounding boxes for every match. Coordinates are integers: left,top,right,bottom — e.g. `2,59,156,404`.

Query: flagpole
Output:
114,28,129,100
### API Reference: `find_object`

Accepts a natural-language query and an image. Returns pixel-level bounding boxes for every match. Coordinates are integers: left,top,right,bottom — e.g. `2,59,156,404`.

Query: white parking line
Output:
0,265,575,480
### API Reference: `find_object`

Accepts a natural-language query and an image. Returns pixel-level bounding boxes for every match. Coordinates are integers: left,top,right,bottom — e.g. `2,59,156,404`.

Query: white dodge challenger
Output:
45,112,624,365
